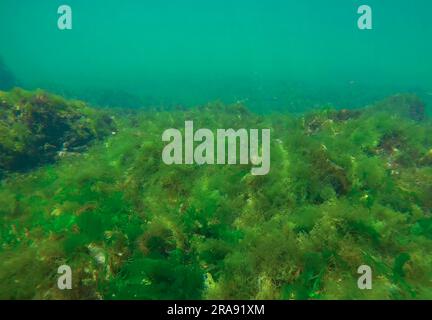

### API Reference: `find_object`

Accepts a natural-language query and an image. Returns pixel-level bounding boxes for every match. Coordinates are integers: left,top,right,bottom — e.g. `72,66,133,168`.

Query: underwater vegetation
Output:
0,88,116,176
0,89,431,300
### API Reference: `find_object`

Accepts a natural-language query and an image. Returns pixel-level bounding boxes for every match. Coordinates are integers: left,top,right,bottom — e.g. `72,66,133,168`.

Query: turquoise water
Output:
0,0,431,109
2,1,432,301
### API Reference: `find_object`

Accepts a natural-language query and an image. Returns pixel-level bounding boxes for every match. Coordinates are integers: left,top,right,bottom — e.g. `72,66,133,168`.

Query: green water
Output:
1,0,431,109
1,1,432,301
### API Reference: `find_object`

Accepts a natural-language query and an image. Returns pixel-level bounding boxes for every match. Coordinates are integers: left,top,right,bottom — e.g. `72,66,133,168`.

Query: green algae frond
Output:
0,90,431,300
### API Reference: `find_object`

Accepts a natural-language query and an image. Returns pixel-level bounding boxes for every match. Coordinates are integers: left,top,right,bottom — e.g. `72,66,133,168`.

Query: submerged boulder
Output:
371,94,426,121
0,88,116,174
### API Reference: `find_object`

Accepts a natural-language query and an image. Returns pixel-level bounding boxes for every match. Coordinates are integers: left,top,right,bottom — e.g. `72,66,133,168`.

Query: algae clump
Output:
0,88,116,175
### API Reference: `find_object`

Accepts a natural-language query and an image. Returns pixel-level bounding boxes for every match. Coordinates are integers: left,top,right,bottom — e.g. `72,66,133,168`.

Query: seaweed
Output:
0,89,431,300
369,94,426,121
0,89,116,174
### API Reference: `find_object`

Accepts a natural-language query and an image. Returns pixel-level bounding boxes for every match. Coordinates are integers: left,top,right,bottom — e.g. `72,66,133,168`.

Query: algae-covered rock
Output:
371,94,426,121
0,88,116,174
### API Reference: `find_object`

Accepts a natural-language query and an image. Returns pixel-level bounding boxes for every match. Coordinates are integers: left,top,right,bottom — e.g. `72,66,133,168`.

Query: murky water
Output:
1,0,431,110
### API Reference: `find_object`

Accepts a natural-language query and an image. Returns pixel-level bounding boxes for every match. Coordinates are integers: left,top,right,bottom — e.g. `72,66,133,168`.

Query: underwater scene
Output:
0,0,432,301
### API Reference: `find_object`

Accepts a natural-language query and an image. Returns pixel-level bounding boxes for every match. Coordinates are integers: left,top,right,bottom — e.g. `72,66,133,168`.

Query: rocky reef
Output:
369,94,426,121
0,88,116,175
0,90,431,300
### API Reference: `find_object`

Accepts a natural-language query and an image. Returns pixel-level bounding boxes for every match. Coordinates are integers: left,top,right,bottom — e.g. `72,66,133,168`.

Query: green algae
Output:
0,88,116,175
0,90,431,300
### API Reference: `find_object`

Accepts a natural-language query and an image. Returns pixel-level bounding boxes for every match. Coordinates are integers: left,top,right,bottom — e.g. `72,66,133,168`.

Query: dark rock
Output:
0,88,116,174
372,94,426,121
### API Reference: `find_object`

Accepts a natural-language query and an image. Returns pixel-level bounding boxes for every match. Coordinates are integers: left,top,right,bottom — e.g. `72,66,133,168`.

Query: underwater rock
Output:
371,94,426,121
303,112,332,136
378,131,406,155
303,107,362,136
0,88,116,174
330,108,362,121
310,146,351,197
